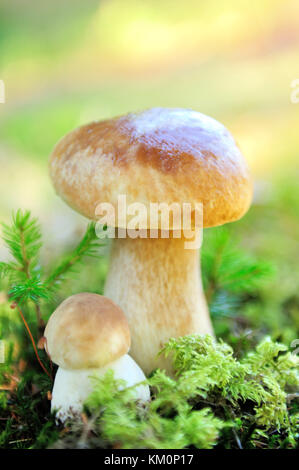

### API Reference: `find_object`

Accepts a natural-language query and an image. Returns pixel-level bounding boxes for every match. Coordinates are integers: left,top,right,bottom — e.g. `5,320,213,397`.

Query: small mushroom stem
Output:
51,354,150,422
104,234,214,375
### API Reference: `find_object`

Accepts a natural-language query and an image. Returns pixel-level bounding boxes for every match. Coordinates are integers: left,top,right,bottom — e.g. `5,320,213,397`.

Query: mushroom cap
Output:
50,107,253,229
44,293,131,370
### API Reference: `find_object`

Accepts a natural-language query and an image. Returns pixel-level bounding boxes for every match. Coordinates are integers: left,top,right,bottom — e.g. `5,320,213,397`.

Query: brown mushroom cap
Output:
49,108,253,229
44,293,131,370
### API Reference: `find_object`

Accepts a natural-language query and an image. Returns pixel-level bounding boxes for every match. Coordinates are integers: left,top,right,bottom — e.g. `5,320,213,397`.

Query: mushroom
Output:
44,293,150,422
49,108,253,374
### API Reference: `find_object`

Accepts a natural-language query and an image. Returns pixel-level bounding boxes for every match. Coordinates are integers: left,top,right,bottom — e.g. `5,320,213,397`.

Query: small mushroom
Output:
50,108,253,374
44,293,150,422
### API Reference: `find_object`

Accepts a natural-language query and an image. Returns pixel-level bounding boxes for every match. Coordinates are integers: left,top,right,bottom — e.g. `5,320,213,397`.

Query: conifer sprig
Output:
202,228,274,316
3,210,41,270
0,211,104,325
0,210,42,282
45,222,101,290
0,210,45,328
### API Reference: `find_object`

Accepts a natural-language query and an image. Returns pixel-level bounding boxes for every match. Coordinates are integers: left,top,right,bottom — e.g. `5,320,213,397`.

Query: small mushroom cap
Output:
44,293,131,370
50,108,253,229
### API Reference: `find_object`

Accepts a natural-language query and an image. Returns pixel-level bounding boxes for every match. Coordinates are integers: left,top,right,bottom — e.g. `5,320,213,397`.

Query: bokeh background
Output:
0,0,298,343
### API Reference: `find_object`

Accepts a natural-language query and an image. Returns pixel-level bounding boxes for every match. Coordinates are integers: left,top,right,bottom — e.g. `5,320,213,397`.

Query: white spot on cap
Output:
131,108,226,136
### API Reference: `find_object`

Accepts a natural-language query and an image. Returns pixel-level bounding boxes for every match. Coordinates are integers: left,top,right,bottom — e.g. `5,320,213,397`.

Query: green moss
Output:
51,335,298,449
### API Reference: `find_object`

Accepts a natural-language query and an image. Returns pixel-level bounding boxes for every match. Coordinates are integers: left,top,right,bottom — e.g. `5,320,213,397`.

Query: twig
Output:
11,302,52,380
223,405,243,449
35,302,45,334
9,438,31,444
19,227,45,332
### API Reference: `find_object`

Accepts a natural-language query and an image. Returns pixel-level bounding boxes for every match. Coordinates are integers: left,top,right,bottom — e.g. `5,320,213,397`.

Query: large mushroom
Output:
49,108,253,374
44,293,150,422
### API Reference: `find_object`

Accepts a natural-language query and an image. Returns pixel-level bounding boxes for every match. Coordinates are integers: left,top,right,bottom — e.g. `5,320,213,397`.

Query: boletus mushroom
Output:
44,293,150,422
49,108,253,374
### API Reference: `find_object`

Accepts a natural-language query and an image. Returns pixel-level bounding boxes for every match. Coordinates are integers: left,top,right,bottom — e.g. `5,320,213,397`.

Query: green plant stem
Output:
18,221,45,332
12,302,52,380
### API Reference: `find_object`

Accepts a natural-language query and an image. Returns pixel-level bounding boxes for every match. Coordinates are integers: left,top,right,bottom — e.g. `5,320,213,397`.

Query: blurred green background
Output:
0,0,298,343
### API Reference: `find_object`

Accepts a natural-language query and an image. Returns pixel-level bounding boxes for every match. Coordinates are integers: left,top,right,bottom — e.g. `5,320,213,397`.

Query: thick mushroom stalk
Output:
104,235,213,374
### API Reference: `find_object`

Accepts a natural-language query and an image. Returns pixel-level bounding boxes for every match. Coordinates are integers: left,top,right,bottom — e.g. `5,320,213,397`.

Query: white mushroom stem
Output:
51,354,150,422
104,235,213,375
